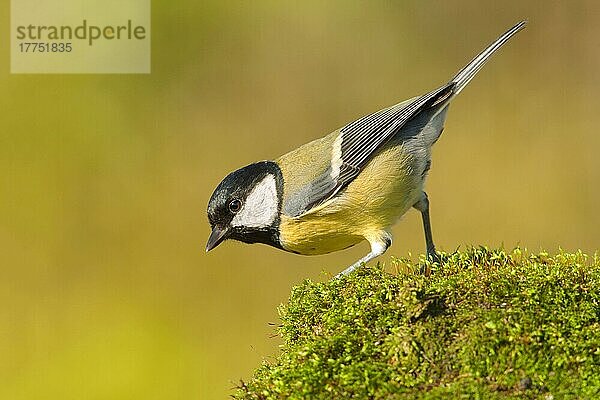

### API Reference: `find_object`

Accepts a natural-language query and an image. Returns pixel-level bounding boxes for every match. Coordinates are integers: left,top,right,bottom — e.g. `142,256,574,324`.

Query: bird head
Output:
206,161,283,252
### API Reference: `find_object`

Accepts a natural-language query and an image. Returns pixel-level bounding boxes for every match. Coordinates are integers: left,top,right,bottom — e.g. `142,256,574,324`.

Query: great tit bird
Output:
207,21,526,276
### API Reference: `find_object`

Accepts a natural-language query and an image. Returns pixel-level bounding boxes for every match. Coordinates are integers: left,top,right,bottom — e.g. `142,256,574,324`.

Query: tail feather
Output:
451,20,527,95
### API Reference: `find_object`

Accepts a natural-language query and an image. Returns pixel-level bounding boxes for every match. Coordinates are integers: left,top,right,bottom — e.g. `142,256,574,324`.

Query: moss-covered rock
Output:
235,248,600,399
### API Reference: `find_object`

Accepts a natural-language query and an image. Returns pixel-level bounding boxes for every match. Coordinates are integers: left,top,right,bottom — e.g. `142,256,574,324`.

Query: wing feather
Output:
283,85,454,217
284,20,526,217
303,84,455,210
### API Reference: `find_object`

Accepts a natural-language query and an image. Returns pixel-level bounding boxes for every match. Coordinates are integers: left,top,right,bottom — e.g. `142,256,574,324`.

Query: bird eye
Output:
228,199,242,213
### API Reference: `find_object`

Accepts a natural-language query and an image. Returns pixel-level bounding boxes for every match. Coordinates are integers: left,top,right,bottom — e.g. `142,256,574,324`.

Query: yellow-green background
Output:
1,1,598,399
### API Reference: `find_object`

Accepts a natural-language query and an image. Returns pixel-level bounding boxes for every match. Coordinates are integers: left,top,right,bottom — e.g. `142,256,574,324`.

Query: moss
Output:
234,248,600,399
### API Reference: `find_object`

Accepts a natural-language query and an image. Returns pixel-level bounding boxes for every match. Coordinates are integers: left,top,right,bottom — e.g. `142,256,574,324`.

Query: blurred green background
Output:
1,1,599,399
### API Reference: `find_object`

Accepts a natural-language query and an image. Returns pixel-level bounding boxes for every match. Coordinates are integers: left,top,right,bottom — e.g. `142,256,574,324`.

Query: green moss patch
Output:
235,248,600,399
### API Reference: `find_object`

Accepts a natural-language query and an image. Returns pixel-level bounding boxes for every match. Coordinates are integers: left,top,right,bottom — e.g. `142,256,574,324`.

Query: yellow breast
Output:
279,142,423,255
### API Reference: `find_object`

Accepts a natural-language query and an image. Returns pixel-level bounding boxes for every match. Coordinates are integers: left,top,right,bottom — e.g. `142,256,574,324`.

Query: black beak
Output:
206,225,229,252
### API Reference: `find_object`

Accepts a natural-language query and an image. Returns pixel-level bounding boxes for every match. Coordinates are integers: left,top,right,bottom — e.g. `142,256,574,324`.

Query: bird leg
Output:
336,233,391,278
413,191,440,263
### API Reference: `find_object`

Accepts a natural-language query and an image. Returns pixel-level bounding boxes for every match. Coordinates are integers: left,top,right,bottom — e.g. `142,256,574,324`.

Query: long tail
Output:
451,20,527,95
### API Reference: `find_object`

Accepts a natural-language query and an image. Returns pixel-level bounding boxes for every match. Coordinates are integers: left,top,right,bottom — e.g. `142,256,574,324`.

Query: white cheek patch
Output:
231,174,278,228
